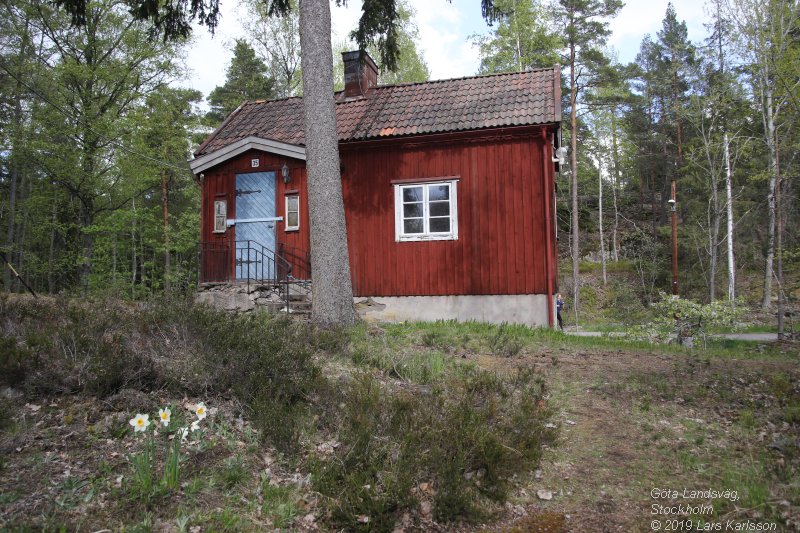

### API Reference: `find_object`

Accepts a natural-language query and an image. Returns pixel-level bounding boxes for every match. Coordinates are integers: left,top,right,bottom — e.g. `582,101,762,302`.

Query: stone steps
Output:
196,281,312,315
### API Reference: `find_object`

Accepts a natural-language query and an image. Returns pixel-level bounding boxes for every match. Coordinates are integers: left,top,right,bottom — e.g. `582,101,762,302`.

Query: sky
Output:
180,0,711,100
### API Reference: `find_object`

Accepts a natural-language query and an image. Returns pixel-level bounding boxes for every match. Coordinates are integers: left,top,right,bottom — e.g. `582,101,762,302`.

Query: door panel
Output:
234,172,276,281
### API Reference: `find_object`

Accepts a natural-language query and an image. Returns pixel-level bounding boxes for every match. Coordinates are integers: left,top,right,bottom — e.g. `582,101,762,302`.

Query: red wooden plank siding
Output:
200,149,310,256
340,126,554,297
200,126,557,296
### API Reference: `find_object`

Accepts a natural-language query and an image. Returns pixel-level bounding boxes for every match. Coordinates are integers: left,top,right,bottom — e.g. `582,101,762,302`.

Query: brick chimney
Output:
342,50,378,98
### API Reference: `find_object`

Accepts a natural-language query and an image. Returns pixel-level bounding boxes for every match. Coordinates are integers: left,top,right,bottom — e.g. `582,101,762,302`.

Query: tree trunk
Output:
724,133,735,304
598,164,606,286
649,154,657,239
161,166,171,291
708,161,720,302
298,0,357,327
610,110,620,261
776,138,784,338
48,196,57,294
4,151,19,292
569,42,580,315
762,87,776,309
131,198,137,297
112,228,118,286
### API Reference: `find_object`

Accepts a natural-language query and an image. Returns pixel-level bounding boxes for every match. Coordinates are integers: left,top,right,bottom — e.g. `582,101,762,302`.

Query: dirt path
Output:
471,347,800,533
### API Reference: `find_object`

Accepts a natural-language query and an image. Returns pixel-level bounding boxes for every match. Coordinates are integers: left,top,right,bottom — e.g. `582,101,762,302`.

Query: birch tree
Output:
241,0,302,98
725,0,800,309
554,0,623,314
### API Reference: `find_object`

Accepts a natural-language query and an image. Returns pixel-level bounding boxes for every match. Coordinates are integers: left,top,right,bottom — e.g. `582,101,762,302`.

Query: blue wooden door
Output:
234,172,277,281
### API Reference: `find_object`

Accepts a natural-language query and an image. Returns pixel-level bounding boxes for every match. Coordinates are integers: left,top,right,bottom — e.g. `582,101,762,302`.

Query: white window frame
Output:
213,199,227,233
394,180,458,242
284,194,300,231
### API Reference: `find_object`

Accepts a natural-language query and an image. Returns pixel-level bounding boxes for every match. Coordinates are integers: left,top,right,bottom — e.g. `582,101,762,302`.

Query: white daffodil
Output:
177,427,189,442
195,402,207,420
158,407,171,427
190,420,201,432
129,413,150,433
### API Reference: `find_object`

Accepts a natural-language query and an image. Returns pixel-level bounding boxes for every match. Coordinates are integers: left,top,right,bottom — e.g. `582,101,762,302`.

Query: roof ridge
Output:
194,66,561,157
242,95,304,106
233,67,561,109
372,66,561,90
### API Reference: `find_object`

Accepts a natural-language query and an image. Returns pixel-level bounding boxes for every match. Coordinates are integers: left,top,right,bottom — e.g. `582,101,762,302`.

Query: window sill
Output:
397,234,457,242
284,228,300,233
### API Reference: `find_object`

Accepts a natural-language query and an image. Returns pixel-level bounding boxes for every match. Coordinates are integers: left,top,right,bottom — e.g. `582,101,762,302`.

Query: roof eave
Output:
188,136,306,175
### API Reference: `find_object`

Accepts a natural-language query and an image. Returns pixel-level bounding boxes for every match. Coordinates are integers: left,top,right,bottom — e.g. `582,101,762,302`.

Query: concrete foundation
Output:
355,294,551,328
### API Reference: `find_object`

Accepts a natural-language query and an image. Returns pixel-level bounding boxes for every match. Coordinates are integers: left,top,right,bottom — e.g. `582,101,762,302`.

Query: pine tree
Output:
555,0,623,315
207,39,275,123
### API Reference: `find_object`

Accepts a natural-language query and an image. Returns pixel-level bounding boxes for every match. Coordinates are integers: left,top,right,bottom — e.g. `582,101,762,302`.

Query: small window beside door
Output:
213,199,227,233
285,194,300,231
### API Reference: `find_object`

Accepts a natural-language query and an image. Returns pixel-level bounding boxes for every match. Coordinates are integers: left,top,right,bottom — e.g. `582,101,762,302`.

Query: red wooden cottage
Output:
190,51,561,327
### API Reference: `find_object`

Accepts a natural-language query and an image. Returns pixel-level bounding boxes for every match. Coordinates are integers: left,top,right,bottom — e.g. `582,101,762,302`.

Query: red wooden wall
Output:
200,149,310,254
340,126,557,297
200,126,558,297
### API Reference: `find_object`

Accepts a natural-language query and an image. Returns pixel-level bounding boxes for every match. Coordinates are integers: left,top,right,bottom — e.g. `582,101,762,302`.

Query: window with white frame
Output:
213,199,227,233
285,194,300,231
394,180,458,241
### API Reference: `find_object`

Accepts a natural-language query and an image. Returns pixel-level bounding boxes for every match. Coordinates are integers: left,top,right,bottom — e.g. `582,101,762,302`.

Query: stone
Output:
420,501,432,516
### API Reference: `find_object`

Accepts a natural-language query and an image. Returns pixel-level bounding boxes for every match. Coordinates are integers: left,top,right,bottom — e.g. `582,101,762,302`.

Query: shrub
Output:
625,292,746,349
0,334,33,386
311,367,552,531
145,300,320,451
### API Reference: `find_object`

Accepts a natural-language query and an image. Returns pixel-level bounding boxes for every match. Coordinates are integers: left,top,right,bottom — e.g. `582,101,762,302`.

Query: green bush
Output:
143,300,320,452
0,334,33,386
311,367,552,531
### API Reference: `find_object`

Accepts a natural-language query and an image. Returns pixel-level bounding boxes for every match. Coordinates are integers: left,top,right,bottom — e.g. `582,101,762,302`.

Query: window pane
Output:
287,212,299,227
402,187,423,202
429,217,450,233
428,184,450,201
287,196,298,211
404,219,423,234
403,203,423,218
429,201,450,217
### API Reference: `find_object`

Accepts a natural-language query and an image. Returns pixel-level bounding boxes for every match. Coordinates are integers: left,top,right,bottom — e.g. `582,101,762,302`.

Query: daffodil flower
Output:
158,407,171,426
177,427,189,442
190,420,201,432
195,402,207,420
129,413,150,433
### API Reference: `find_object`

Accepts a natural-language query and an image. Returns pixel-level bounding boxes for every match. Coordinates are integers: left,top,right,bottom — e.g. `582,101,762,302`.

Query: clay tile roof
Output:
195,67,561,156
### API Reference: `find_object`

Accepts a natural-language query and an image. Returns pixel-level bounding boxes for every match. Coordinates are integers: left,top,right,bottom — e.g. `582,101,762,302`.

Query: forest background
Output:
1,0,797,329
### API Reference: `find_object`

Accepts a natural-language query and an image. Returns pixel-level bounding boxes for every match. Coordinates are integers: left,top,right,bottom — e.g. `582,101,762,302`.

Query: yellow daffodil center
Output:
161,412,168,420
136,418,144,427
197,407,205,415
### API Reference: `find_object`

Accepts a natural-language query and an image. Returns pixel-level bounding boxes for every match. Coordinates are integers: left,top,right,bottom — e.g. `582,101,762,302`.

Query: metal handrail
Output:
277,242,312,281
199,239,312,314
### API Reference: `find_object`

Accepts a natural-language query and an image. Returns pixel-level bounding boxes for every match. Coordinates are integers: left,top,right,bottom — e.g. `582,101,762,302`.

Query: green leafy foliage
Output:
471,0,562,74
312,367,551,530
626,291,746,348
206,39,275,123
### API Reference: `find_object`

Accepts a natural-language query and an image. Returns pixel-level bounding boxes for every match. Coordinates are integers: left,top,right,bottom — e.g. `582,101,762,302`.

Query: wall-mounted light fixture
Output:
282,162,290,184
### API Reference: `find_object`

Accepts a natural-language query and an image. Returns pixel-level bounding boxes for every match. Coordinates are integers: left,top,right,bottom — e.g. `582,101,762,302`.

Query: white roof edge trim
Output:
188,136,306,174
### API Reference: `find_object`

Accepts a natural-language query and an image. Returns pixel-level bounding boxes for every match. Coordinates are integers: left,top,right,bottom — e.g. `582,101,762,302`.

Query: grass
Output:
0,295,557,531
260,481,300,528
2,293,796,531
368,318,792,362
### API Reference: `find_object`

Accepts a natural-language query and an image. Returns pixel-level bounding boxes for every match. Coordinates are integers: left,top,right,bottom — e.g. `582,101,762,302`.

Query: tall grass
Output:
0,295,556,528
